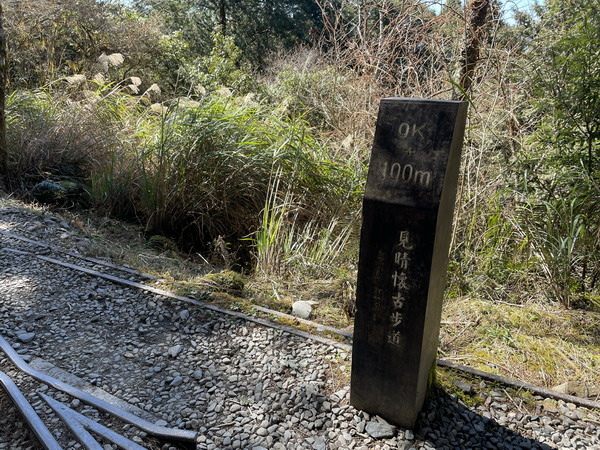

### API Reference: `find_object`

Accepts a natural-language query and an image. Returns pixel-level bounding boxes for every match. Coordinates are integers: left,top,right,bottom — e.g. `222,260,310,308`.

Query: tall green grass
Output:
249,168,359,278
131,93,360,256
5,78,362,273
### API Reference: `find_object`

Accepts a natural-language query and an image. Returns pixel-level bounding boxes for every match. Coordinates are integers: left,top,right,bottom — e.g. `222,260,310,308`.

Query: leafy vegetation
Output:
0,0,598,387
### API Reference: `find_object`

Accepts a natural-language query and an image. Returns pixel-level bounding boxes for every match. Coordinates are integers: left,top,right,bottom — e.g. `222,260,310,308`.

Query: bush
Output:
265,52,381,157
6,87,133,186
132,92,359,258
5,69,362,272
182,32,256,95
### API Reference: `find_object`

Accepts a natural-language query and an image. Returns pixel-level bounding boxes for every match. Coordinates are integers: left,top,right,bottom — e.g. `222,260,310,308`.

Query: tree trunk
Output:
457,0,491,99
219,0,227,34
0,0,7,187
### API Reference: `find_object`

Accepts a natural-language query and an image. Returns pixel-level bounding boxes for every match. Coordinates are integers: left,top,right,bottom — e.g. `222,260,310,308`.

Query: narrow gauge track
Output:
1,225,600,450
1,229,599,410
0,228,352,350
0,228,354,450
1,334,196,449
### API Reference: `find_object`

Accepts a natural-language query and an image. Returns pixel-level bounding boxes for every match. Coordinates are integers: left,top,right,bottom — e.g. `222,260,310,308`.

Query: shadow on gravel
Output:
415,389,553,449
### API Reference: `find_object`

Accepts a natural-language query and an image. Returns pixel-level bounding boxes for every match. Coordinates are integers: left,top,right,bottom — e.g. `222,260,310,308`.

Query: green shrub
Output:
182,32,255,95
6,71,361,273
131,91,360,260
265,53,380,160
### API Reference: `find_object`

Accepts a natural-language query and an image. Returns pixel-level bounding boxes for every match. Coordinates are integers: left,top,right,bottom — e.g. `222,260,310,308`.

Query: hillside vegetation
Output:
0,0,598,389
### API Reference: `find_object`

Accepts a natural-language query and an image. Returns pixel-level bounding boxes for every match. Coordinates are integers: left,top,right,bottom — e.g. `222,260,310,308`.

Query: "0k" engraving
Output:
398,123,426,139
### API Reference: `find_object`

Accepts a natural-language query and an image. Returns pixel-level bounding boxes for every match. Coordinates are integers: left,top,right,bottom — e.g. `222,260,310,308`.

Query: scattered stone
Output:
365,421,397,439
453,379,474,395
356,420,366,433
0,201,599,450
168,345,182,358
542,398,559,413
292,301,316,319
170,376,183,387
312,436,327,450
30,180,67,204
16,332,36,343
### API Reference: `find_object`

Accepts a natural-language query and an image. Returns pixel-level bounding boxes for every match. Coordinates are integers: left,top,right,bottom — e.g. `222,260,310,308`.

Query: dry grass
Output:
247,278,355,331
440,296,600,391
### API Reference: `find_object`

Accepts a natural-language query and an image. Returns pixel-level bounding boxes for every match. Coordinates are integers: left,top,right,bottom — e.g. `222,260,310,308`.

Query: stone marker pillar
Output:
350,98,467,428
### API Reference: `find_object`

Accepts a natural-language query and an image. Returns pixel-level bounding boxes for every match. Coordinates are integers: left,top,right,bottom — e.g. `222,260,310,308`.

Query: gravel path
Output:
1,203,599,450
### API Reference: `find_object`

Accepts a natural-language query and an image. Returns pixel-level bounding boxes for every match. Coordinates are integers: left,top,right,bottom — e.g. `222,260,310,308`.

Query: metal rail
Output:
40,393,147,450
1,246,351,351
0,371,62,450
1,230,355,345
437,359,600,410
0,229,157,280
0,335,197,443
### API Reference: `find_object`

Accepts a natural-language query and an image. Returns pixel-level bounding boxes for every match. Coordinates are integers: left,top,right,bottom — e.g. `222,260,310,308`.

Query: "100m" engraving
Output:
381,161,432,187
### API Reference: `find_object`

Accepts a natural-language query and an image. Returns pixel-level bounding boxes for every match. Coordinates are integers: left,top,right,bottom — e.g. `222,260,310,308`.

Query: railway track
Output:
1,206,599,449
0,221,353,450
0,334,196,449
1,229,598,409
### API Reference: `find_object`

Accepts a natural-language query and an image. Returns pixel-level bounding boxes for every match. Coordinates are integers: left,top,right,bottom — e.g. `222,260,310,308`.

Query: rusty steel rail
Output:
437,359,600,410
0,371,62,450
0,229,157,280
0,231,355,345
40,393,147,450
0,335,197,443
1,246,351,351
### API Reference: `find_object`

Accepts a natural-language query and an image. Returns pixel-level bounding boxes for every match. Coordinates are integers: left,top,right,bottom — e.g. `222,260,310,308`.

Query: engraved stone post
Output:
350,98,468,428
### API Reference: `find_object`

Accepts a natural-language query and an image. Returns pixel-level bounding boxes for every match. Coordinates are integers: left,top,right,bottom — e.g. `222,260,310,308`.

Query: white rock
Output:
292,301,316,319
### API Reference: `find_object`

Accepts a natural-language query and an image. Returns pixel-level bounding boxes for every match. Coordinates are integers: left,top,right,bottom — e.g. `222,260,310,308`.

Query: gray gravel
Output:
1,203,600,449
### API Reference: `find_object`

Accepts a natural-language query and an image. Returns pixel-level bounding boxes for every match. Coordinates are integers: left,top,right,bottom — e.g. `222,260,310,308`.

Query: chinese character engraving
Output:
392,292,405,309
391,311,403,327
399,231,413,250
394,251,410,269
386,229,417,347
392,271,409,290
388,331,402,346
